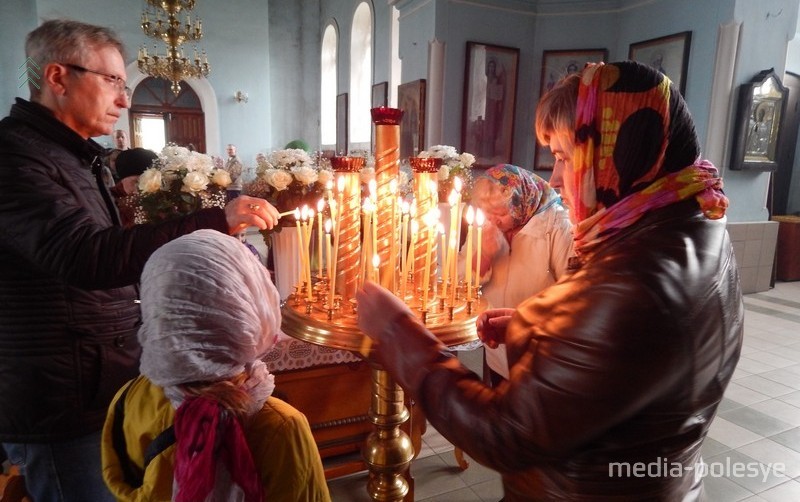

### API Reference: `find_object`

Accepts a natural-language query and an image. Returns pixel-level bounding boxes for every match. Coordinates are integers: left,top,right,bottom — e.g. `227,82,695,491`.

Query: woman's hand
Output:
224,195,279,235
476,308,515,348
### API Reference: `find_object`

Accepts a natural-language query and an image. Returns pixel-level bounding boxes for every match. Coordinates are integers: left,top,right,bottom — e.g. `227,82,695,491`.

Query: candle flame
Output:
326,180,334,190
372,254,380,268
325,219,332,233
424,209,437,227
294,207,300,219
448,190,458,206
466,205,475,224
301,205,309,220
411,220,419,234
389,179,398,194
337,175,345,192
368,179,377,197
317,198,325,212
476,208,486,226
454,176,463,192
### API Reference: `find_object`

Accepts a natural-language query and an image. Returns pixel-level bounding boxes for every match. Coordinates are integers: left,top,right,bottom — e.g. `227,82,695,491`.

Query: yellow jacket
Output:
101,375,330,501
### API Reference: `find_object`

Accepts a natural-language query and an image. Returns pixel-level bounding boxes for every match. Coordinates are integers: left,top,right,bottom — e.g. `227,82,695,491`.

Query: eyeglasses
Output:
61,63,132,99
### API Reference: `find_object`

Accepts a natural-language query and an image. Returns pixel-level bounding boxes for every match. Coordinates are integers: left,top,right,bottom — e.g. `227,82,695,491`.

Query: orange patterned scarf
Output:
570,62,728,252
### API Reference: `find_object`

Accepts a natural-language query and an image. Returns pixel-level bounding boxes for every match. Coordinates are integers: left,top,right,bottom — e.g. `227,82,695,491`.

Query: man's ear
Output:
43,63,70,96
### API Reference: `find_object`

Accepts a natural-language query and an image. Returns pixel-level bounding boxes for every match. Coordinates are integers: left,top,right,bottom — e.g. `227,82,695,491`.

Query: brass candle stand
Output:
279,109,486,502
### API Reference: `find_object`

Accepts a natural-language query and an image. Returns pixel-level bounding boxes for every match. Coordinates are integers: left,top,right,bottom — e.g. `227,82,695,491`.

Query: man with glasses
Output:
0,19,279,501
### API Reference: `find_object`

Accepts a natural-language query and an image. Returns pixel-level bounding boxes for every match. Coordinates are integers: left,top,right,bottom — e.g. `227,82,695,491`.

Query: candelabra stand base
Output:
281,292,486,502
363,366,414,502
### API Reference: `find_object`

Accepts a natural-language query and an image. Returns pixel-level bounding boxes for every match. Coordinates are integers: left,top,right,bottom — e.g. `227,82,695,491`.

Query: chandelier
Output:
137,0,211,95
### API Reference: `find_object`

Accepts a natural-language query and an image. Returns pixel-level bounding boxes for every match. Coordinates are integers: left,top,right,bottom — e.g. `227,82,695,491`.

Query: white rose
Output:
437,165,450,181
459,152,476,168
138,168,162,193
291,165,318,186
185,152,214,174
428,145,458,159
265,168,293,191
181,171,209,193
161,145,190,159
317,169,334,187
211,169,232,188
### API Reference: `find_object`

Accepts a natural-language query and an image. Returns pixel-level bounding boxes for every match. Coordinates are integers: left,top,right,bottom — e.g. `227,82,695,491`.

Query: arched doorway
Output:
129,77,206,153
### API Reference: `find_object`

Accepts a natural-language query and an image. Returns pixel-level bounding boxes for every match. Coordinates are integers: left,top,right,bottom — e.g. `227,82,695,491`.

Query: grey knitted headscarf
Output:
138,229,281,410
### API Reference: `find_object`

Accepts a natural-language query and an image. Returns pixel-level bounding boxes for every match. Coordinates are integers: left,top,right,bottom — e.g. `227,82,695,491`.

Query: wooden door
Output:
166,111,206,153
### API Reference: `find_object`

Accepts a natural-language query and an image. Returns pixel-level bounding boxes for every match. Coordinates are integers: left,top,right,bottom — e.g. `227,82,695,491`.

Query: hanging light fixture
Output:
137,0,211,95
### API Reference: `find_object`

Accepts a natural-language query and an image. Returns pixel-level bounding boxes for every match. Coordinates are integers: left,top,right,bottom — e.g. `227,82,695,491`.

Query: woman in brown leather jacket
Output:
356,61,743,501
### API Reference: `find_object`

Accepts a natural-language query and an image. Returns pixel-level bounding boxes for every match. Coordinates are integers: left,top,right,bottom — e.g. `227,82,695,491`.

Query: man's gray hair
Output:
25,19,126,100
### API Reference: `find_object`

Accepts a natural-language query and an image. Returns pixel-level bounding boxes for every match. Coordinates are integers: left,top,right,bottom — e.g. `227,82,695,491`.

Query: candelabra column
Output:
371,107,403,289
330,156,365,305
363,366,414,502
409,157,442,310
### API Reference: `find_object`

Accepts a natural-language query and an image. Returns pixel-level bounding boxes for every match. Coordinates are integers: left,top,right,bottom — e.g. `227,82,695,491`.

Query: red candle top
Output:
370,107,404,125
330,156,366,172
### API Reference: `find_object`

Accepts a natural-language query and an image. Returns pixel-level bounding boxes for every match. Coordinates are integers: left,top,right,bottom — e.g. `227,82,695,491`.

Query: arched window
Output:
350,2,373,147
320,23,338,149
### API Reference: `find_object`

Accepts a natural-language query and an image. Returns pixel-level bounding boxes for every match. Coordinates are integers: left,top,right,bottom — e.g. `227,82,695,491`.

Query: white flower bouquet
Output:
243,148,328,223
417,145,476,200
134,144,231,224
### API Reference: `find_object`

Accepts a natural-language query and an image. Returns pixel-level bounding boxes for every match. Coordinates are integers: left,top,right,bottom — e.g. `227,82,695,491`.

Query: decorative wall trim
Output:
705,21,742,170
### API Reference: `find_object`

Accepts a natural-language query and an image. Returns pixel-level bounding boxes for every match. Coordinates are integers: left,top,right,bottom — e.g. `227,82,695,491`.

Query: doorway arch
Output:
119,62,221,155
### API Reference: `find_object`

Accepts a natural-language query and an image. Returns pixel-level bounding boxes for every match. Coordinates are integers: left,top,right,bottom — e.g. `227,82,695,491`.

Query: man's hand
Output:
224,195,279,235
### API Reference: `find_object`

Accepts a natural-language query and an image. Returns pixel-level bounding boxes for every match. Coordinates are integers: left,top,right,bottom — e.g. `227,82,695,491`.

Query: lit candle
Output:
372,254,380,283
408,203,417,276
360,200,371,287
403,220,418,300
399,200,409,281
421,210,435,308
368,181,378,270
449,234,458,305
302,206,313,301
451,178,464,295
475,208,485,293
439,223,446,297
294,207,303,291
443,190,458,294
325,219,333,308
465,205,475,301
316,198,325,278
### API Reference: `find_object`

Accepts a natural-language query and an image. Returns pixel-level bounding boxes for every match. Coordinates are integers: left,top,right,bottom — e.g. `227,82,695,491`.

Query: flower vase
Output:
270,229,302,300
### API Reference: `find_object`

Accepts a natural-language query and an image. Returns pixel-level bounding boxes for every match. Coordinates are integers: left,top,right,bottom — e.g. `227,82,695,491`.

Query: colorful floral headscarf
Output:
569,62,728,251
481,164,561,243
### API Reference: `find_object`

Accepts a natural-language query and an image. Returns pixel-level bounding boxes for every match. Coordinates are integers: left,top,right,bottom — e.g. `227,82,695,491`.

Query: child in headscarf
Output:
101,229,330,501
470,164,573,380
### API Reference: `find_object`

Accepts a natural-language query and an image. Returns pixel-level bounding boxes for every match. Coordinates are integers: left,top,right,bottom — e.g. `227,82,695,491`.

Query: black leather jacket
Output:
0,99,228,442
379,200,743,501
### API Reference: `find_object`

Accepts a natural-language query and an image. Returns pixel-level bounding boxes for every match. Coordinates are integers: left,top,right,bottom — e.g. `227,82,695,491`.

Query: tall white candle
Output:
475,208,485,293
465,205,474,301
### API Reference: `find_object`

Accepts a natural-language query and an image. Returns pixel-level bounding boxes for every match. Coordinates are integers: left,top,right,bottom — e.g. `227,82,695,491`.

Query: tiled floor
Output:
326,280,800,501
